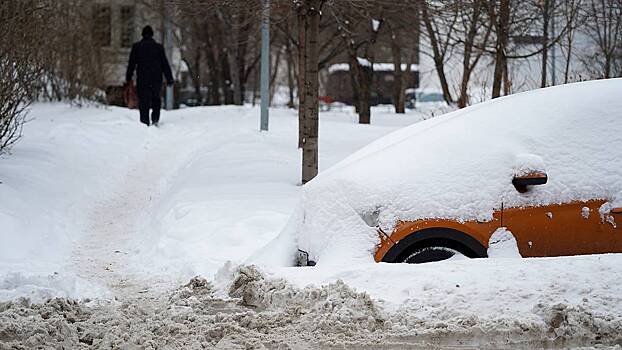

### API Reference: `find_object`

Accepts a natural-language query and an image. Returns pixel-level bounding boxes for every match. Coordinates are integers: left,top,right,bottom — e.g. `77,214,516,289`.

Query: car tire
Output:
399,246,464,264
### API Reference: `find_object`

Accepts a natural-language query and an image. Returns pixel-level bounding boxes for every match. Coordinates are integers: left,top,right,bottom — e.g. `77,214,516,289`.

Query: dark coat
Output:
126,37,173,91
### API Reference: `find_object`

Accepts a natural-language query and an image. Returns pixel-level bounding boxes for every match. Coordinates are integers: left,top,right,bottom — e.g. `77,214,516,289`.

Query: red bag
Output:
124,81,139,109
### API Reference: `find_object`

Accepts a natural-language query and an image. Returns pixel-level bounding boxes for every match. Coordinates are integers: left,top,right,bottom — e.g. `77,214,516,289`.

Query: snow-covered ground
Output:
1,102,621,348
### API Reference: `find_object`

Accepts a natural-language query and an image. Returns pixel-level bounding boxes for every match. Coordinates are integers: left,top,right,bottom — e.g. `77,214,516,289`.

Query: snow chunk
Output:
513,153,546,177
357,57,372,67
581,206,590,219
487,228,522,259
599,202,617,228
371,19,380,32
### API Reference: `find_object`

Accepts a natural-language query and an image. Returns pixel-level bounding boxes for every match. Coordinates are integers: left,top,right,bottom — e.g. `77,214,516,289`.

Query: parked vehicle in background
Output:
405,88,446,109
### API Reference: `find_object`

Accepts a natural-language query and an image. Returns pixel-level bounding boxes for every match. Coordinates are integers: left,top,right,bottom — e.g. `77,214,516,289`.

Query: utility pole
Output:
551,0,556,85
260,0,270,131
164,1,174,110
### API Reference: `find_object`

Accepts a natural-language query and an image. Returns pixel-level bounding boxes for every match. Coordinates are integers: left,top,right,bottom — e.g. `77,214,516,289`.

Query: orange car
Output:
295,79,622,265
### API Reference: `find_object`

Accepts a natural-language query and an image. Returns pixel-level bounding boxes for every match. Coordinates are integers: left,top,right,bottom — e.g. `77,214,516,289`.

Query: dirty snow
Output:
2,263,622,349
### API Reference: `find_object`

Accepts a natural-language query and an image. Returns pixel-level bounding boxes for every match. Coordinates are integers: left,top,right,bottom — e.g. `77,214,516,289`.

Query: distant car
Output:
295,79,622,265
405,88,446,109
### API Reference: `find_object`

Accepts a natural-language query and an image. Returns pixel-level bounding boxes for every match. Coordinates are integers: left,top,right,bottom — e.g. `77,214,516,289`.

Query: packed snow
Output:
1,89,622,348
487,227,522,259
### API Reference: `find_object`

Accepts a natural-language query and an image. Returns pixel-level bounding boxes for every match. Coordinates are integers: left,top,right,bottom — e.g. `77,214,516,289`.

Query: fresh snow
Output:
487,227,522,259
274,79,622,266
1,90,622,347
0,103,423,301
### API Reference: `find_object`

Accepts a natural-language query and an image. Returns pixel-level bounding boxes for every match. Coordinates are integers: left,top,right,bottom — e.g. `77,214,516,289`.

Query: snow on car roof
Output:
287,79,622,265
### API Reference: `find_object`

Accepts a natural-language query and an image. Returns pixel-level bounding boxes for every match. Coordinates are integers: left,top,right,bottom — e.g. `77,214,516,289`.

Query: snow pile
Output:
279,79,622,265
3,266,622,349
513,153,547,176
487,227,522,259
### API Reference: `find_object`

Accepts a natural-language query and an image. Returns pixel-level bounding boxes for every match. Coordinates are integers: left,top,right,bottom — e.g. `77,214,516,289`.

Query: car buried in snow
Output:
293,79,622,265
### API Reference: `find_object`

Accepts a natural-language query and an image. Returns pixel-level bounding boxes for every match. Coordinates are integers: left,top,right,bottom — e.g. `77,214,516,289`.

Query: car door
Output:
502,199,606,257
598,198,622,253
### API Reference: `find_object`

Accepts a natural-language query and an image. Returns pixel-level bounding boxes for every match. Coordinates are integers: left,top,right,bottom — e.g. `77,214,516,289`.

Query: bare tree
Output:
561,0,583,83
420,1,457,104
490,0,510,98
581,0,622,78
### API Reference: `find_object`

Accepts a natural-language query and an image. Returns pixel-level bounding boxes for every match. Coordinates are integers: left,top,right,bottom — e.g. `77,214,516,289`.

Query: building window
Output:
121,6,135,48
93,4,111,47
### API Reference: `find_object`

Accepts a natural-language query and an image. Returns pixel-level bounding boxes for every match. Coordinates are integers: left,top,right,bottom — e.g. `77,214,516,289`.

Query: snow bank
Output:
284,79,622,265
3,262,621,349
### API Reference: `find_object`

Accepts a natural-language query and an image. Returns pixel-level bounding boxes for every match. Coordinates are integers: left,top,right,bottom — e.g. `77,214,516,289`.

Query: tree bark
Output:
286,38,296,109
491,0,510,99
357,65,372,124
541,0,550,88
301,0,322,184
297,8,306,149
391,30,405,114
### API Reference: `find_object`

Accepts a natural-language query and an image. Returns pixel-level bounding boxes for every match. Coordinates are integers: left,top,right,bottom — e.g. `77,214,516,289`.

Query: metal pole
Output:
260,0,270,131
165,2,174,110
551,0,556,85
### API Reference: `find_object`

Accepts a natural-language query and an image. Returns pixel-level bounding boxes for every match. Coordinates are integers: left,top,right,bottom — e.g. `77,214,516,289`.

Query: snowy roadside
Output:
1,261,621,349
2,103,622,348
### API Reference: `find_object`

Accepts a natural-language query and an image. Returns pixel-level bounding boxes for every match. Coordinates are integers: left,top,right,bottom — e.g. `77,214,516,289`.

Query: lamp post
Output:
260,0,270,131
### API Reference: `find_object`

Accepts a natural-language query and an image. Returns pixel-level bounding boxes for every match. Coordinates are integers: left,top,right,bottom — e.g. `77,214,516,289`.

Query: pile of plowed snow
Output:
2,266,621,349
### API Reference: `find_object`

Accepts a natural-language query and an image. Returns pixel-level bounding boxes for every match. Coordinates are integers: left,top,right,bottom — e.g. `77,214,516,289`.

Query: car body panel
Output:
375,199,622,262
502,200,608,257
375,214,501,262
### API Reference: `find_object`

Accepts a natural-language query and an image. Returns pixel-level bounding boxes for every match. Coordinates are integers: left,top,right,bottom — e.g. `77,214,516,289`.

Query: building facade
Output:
326,63,419,106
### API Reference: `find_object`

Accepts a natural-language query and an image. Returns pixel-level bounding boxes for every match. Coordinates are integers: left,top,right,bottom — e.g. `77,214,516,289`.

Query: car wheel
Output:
400,246,464,264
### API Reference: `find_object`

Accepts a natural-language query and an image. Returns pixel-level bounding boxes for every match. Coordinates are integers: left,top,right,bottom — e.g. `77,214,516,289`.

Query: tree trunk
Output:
492,0,510,99
301,0,321,184
269,46,283,105
391,31,405,114
540,0,550,88
217,8,244,105
286,38,296,109
347,49,360,112
297,8,306,149
457,1,486,108
564,30,573,84
357,65,372,124
221,53,234,104
421,2,454,104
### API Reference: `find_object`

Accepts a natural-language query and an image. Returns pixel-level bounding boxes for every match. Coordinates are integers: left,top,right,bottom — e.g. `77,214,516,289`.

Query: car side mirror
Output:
513,171,548,193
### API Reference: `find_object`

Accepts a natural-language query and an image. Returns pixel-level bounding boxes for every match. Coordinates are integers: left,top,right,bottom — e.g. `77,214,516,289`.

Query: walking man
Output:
126,25,174,127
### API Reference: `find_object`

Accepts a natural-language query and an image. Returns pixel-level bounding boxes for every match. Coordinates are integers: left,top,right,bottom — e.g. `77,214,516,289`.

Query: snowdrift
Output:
268,79,622,265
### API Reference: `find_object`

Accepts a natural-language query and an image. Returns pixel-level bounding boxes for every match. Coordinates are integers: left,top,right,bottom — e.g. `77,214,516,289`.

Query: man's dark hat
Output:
142,25,154,38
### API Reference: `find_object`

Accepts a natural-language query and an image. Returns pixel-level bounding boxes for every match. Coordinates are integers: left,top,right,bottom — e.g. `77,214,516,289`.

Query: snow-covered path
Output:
71,127,189,298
